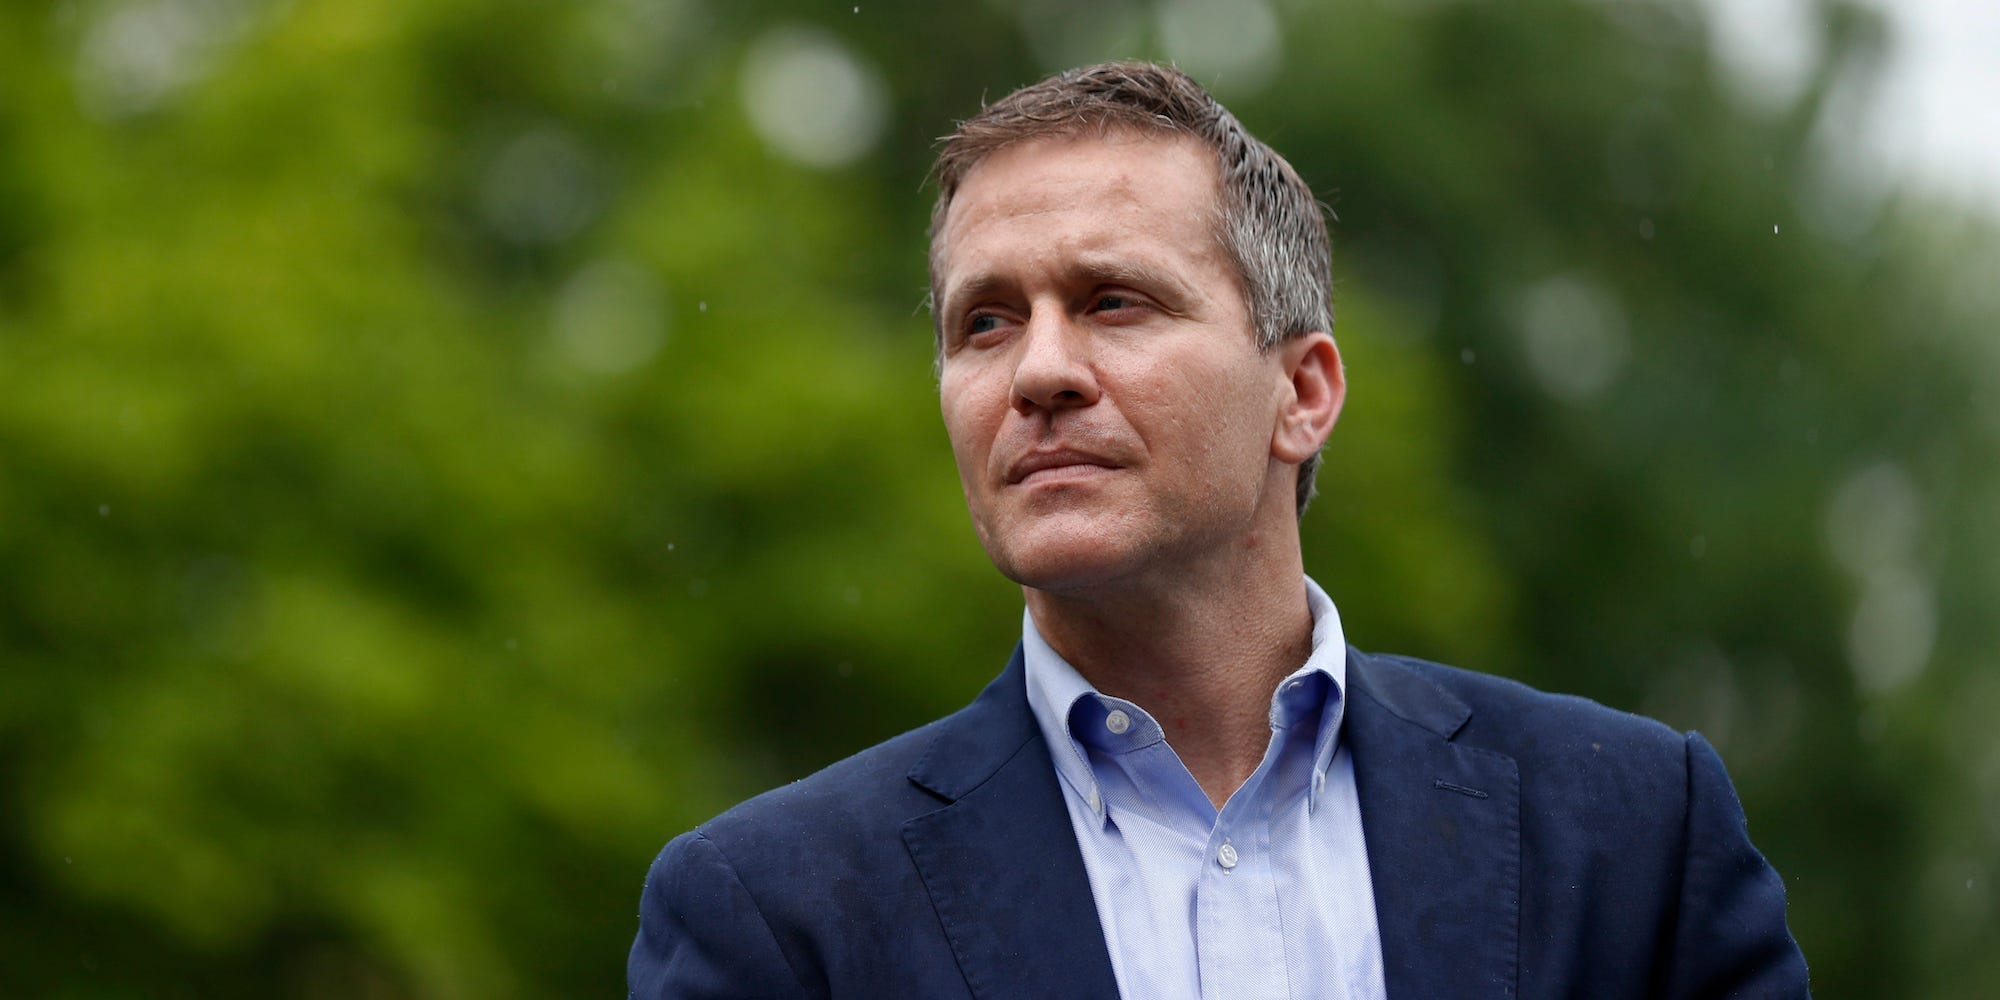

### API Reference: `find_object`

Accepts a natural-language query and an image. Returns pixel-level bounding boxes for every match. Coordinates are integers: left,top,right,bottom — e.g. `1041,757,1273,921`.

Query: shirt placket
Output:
1195,750,1289,1000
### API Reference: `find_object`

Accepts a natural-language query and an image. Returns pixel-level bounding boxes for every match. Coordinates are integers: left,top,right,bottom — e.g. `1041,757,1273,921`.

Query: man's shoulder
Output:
630,695,1022,997
694,714,952,850
1353,648,1691,770
1353,649,1707,862
665,653,1036,882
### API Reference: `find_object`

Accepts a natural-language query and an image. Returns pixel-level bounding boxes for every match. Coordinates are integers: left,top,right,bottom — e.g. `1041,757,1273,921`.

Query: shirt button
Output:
1104,709,1132,735
1217,842,1239,869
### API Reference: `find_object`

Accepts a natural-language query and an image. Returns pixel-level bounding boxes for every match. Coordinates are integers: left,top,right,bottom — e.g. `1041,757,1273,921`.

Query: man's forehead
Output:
932,131,1221,281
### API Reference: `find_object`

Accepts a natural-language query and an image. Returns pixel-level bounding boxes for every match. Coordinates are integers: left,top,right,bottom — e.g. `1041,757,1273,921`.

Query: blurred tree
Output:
0,0,1993,995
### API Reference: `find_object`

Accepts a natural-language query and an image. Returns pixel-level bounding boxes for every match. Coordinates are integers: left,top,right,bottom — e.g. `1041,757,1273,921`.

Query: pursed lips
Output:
1005,448,1120,485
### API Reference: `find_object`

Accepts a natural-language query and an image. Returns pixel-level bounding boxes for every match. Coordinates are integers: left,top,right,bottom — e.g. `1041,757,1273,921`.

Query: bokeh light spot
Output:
74,0,249,119
551,258,669,375
1825,461,1923,577
1513,272,1631,404
1825,461,1936,694
1155,0,1282,97
1017,0,1148,72
740,27,888,170
479,127,602,246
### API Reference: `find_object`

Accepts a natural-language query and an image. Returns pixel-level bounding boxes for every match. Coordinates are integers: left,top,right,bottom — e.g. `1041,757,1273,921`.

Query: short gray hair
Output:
927,62,1335,514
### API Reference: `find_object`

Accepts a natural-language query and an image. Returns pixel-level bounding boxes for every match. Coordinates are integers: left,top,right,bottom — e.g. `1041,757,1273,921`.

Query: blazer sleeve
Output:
628,831,813,1000
1659,732,1811,999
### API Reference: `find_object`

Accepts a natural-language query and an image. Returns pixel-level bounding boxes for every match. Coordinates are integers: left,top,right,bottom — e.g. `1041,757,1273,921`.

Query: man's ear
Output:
1271,331,1344,464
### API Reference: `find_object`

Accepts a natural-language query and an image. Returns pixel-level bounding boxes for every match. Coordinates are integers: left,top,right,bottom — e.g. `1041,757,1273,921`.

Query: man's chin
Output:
987,540,1145,595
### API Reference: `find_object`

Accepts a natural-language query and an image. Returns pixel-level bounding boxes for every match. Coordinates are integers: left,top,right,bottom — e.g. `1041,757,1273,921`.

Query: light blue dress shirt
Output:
1022,576,1387,1000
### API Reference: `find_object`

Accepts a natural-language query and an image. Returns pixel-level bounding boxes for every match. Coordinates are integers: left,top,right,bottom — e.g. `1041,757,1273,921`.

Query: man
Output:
629,62,1807,998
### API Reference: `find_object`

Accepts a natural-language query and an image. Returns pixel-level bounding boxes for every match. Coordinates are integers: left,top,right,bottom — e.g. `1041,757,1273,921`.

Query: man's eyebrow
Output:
1067,257,1199,305
940,258,1201,319
939,272,1013,321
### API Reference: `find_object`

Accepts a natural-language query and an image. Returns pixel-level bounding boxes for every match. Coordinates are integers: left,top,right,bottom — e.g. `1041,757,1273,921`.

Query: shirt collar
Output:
1021,606,1107,817
1290,575,1349,811
1021,575,1351,818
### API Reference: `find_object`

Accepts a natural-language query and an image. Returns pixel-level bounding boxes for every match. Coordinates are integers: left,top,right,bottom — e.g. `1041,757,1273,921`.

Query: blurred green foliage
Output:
2,0,1996,995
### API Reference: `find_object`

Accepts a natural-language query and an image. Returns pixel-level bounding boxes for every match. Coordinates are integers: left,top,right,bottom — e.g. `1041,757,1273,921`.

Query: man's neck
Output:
1024,544,1315,811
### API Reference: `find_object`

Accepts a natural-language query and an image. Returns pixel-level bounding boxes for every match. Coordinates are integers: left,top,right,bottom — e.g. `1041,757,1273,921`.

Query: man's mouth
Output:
1006,449,1120,485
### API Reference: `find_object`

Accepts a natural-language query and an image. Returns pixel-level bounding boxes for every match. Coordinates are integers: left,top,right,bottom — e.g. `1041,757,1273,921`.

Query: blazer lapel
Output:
902,649,1121,1000
1346,648,1522,999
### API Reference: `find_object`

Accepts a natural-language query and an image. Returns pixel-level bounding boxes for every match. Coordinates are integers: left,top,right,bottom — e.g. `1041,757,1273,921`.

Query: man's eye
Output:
968,314,1003,335
1093,294,1136,312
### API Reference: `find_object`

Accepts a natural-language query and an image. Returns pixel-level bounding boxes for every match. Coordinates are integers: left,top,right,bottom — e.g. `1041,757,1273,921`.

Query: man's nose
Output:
1010,309,1100,414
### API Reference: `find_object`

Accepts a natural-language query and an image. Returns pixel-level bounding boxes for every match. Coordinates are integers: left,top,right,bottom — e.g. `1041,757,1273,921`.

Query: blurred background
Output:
2,0,1996,995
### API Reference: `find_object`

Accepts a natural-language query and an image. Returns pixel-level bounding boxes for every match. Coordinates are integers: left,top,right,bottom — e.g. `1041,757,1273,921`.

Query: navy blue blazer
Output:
629,648,1808,998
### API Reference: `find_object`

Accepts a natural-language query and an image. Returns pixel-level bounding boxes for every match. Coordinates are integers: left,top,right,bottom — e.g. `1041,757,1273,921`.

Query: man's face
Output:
934,132,1298,594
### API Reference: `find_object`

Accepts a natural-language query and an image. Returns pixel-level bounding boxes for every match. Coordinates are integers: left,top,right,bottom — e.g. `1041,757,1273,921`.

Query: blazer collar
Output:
900,645,1525,1000
902,647,1122,999
906,647,1043,802
1347,644,1473,739
1347,647,1523,999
